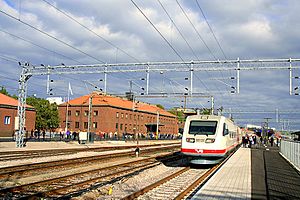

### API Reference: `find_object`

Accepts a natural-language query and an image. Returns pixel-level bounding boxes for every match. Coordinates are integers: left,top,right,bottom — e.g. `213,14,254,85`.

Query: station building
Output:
0,93,36,137
57,92,178,138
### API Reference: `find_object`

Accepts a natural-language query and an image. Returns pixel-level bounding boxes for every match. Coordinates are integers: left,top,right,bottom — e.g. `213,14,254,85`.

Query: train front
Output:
181,115,226,165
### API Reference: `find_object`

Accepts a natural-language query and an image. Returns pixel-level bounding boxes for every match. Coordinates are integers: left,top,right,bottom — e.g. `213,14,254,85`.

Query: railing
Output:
280,140,300,171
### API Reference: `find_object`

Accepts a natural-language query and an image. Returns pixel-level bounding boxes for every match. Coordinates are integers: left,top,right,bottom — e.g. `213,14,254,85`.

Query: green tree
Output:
168,108,185,123
0,86,9,96
26,96,60,131
156,104,165,110
202,109,211,115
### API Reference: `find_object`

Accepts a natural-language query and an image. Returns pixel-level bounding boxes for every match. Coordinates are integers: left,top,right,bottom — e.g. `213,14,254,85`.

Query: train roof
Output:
186,114,234,123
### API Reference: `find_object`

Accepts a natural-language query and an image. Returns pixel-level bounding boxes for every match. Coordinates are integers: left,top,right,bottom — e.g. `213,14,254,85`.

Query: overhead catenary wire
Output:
174,1,235,101
41,0,141,63
0,54,19,63
130,0,186,63
157,0,199,60
174,0,235,104
195,0,227,60
0,10,106,64
175,0,217,60
0,29,84,65
39,0,138,83
156,0,226,103
194,0,235,87
131,0,214,95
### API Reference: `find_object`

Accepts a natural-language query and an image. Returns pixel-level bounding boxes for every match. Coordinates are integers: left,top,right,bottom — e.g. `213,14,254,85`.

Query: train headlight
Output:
186,138,195,143
205,138,215,143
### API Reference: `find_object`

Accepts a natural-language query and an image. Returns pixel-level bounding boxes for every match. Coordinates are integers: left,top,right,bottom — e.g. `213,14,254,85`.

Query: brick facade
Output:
0,105,36,137
58,93,178,138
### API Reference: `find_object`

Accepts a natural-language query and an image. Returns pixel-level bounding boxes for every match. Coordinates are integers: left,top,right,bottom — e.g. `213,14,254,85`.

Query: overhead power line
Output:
157,0,199,60
0,10,105,64
0,29,83,65
0,54,19,63
175,0,217,60
130,0,185,62
41,0,141,63
195,0,227,60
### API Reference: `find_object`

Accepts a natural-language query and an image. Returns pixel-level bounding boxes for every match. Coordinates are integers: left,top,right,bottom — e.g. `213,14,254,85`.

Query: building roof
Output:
60,92,176,118
0,93,34,108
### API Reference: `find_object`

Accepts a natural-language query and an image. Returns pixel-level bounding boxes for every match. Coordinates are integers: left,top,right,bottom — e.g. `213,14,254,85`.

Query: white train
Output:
181,114,241,164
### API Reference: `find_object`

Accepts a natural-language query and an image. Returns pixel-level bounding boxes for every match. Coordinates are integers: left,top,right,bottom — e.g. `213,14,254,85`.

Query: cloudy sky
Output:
1,0,300,130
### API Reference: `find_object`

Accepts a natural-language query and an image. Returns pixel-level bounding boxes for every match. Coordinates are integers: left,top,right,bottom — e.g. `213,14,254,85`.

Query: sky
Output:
0,0,300,131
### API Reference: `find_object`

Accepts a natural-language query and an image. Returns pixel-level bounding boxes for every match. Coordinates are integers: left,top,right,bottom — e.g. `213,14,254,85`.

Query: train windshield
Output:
189,121,218,135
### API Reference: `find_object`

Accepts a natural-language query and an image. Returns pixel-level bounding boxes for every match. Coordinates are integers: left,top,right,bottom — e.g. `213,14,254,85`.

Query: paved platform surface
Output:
191,145,300,200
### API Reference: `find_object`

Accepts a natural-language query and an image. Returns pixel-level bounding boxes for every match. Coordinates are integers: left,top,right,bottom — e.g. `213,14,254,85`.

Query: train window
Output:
189,121,217,135
223,123,229,136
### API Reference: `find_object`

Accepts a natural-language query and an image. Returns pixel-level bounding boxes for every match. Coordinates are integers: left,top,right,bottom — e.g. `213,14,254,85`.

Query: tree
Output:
0,86,9,96
0,86,18,99
26,96,60,131
156,104,165,110
169,108,185,123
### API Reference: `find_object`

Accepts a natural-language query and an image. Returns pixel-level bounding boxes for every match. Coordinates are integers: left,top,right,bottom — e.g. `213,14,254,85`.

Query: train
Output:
181,114,241,165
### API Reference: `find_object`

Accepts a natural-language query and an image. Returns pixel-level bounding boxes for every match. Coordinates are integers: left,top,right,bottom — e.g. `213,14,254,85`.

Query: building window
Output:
93,110,98,116
125,113,128,119
93,122,98,128
84,110,89,116
84,122,88,129
141,115,143,120
121,113,124,118
4,116,10,125
75,110,80,116
116,123,119,130
116,112,119,118
120,124,123,130
75,122,80,128
68,110,71,116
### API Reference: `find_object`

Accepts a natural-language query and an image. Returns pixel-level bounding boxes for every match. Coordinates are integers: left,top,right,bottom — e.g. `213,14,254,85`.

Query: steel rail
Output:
175,147,239,199
0,158,159,199
122,167,190,200
0,144,180,180
0,142,180,161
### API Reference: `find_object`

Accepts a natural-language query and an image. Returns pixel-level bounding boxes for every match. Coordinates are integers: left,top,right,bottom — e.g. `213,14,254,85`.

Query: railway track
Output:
0,152,183,199
0,158,160,199
0,141,180,162
0,144,180,181
122,148,238,200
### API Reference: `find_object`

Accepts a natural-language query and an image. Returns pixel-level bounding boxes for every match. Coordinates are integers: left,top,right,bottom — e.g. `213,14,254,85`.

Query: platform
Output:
191,145,300,200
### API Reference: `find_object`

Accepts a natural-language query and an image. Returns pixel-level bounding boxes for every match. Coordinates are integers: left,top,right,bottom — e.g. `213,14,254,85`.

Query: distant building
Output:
0,93,36,137
246,124,262,129
46,97,64,105
57,92,178,138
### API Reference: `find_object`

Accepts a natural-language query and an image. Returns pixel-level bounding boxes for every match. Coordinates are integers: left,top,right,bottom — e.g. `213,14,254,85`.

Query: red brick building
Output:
0,93,36,137
58,92,178,138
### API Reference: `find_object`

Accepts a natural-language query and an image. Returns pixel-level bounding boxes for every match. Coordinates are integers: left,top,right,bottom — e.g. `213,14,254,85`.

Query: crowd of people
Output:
242,134,280,148
13,129,178,143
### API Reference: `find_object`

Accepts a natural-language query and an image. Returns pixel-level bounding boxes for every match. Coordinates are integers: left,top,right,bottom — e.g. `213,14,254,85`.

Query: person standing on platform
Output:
42,130,46,141
242,136,246,147
270,136,274,147
249,136,253,148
